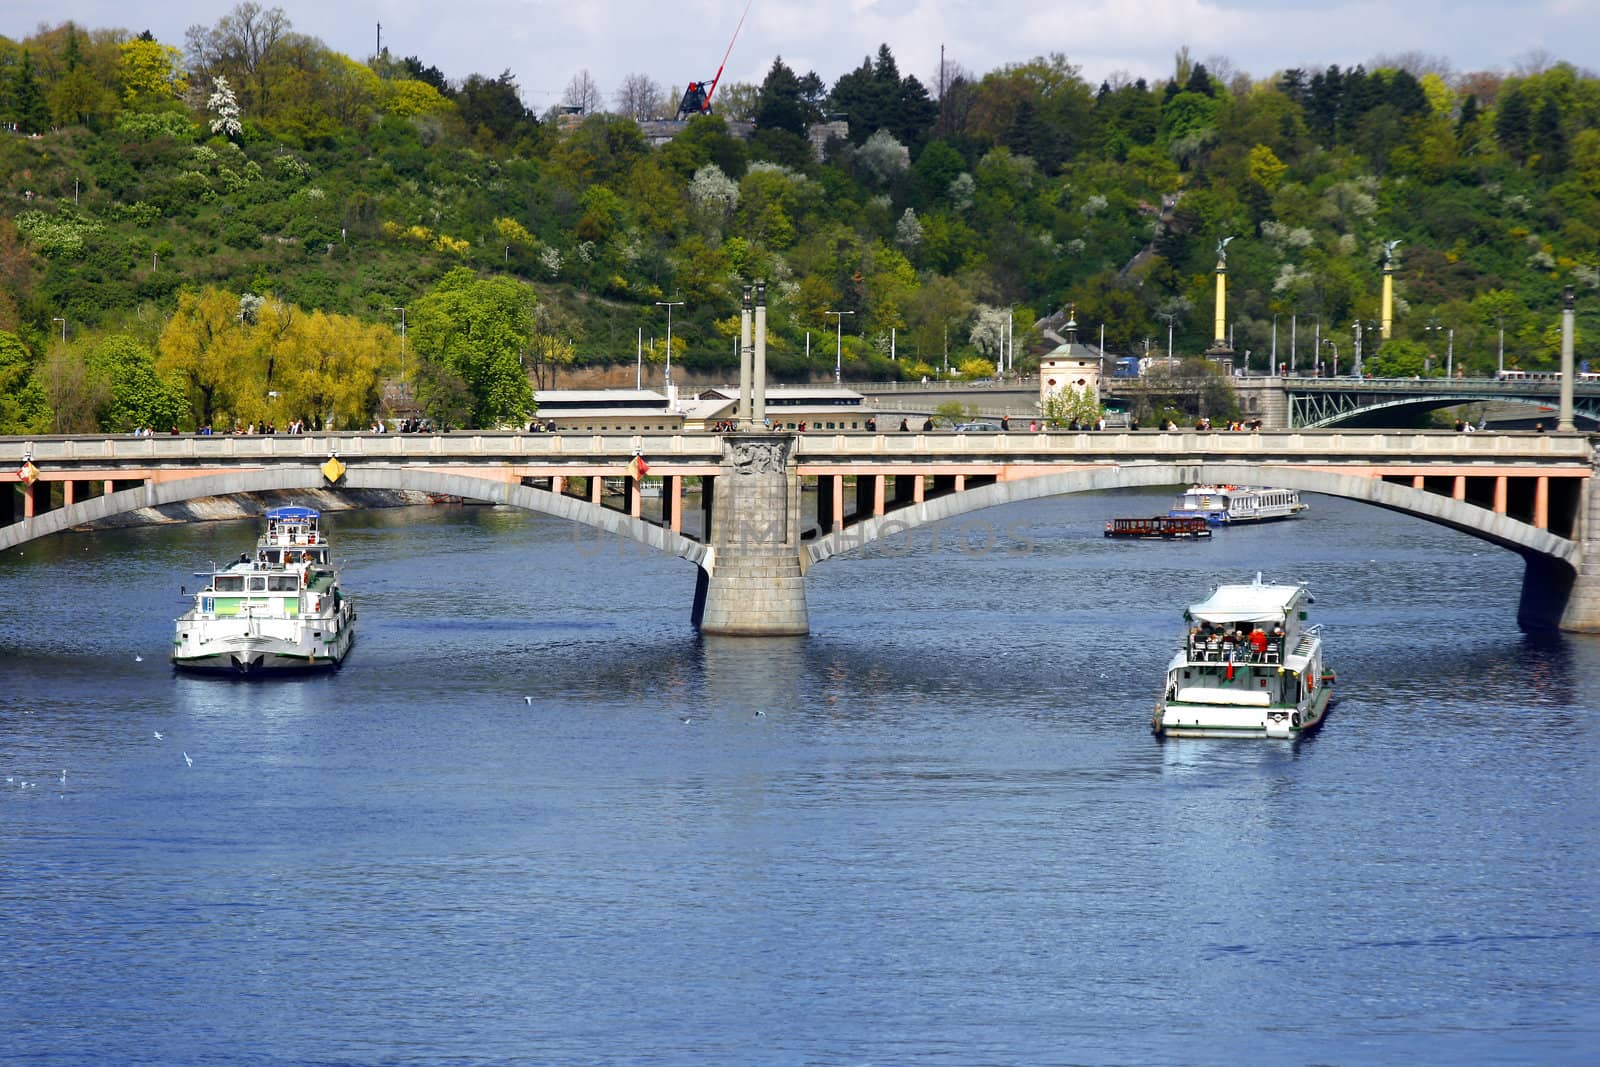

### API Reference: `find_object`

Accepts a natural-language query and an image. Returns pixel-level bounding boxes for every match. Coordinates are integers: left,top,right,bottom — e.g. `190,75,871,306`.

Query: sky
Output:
7,0,1598,114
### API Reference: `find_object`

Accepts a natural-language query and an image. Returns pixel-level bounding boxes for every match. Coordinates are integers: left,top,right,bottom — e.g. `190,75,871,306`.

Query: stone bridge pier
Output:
692,435,809,636
1552,447,1600,631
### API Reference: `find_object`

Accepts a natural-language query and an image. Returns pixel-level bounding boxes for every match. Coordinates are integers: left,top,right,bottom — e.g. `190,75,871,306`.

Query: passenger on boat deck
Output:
1249,629,1269,656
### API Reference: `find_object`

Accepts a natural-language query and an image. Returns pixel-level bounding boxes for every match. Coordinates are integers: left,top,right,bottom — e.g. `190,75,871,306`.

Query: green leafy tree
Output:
410,267,536,428
1041,385,1100,427
1365,338,1427,378
457,70,536,145
0,332,50,433
87,334,188,431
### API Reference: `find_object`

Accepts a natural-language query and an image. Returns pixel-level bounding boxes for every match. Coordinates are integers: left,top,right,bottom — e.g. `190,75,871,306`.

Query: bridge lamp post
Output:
655,300,685,393
826,310,854,384
1497,316,1505,378
1324,338,1338,378
52,317,65,344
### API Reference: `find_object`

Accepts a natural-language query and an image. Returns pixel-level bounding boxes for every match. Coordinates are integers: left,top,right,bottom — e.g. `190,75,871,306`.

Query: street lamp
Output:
826,310,854,384
391,307,407,387
1157,311,1178,369
1424,321,1445,378
1324,337,1338,377
51,317,65,343
655,300,685,392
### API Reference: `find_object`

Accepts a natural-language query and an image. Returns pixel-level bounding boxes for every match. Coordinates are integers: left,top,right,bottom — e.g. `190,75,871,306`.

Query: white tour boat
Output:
172,506,356,674
1153,574,1333,739
1168,485,1307,524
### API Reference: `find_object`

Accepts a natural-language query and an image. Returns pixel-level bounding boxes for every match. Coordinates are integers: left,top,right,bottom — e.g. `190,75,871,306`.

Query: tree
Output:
614,73,662,121
0,332,49,434
527,302,579,389
49,27,110,128
563,69,601,114
185,2,291,115
87,335,188,432
119,37,188,107
1534,98,1567,172
905,274,971,365
1496,86,1533,161
457,70,534,144
753,57,818,136
157,288,259,428
10,51,51,134
410,267,536,428
1041,384,1101,427
208,75,243,140
273,309,391,430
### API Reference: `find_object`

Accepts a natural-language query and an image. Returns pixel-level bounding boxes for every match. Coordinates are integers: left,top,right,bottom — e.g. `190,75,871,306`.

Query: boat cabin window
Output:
248,576,267,591
213,575,245,592
267,575,299,592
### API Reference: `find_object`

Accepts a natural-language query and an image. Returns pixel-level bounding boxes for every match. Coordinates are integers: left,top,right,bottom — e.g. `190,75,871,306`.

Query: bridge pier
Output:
1554,452,1600,632
693,435,808,636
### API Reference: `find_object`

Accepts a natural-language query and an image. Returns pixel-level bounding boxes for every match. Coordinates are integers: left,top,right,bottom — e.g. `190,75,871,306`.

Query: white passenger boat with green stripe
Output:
1153,574,1333,739
172,506,356,674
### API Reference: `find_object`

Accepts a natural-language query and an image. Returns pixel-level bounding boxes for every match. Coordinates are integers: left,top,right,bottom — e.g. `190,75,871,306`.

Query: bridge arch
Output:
803,462,1578,569
0,466,709,567
1305,394,1600,429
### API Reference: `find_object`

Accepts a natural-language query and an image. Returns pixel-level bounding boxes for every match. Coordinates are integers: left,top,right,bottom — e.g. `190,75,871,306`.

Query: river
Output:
2,489,1596,1065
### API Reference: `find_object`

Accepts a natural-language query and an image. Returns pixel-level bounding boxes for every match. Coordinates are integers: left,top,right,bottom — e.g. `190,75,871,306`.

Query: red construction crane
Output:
674,0,753,121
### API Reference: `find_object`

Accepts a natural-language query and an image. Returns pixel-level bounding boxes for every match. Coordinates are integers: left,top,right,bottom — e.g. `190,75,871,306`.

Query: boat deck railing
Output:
1187,634,1286,665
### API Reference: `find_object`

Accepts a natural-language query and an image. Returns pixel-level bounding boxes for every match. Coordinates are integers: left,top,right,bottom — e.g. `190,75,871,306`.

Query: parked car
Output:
952,421,1001,432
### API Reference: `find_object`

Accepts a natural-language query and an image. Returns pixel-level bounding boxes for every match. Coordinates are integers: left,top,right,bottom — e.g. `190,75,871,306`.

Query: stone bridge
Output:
4,429,1598,635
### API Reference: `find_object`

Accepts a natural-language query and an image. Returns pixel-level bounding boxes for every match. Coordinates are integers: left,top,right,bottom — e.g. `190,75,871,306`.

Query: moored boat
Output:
1104,516,1213,539
1169,485,1307,524
172,506,356,674
1153,573,1333,739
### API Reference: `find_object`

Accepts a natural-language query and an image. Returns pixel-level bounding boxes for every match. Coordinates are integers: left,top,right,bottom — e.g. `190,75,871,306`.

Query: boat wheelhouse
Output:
1153,574,1333,739
172,506,355,674
1168,485,1307,525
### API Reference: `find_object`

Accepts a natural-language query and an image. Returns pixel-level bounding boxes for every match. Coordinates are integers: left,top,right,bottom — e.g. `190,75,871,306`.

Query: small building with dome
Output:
1036,310,1108,413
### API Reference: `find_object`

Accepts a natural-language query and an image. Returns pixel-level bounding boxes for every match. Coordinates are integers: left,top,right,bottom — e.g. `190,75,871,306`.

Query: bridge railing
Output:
3,429,1594,472
789,429,1595,463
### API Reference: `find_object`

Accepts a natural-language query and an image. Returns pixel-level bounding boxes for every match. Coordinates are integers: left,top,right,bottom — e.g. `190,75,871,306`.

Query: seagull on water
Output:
153,731,163,740
135,654,143,662
682,717,693,724
183,752,193,767
524,696,532,705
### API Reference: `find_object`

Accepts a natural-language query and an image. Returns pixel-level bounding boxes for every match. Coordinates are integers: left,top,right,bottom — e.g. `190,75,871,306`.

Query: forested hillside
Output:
2,5,1598,432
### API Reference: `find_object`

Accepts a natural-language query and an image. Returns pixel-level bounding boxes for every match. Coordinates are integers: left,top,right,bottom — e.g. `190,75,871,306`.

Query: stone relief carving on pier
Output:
730,440,787,476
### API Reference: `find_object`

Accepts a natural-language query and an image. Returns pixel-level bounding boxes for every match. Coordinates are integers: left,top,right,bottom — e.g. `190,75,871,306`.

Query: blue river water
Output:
2,488,1596,1065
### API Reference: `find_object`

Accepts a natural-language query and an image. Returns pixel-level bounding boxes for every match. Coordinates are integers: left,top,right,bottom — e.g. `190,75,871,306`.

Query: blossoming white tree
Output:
208,76,242,140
